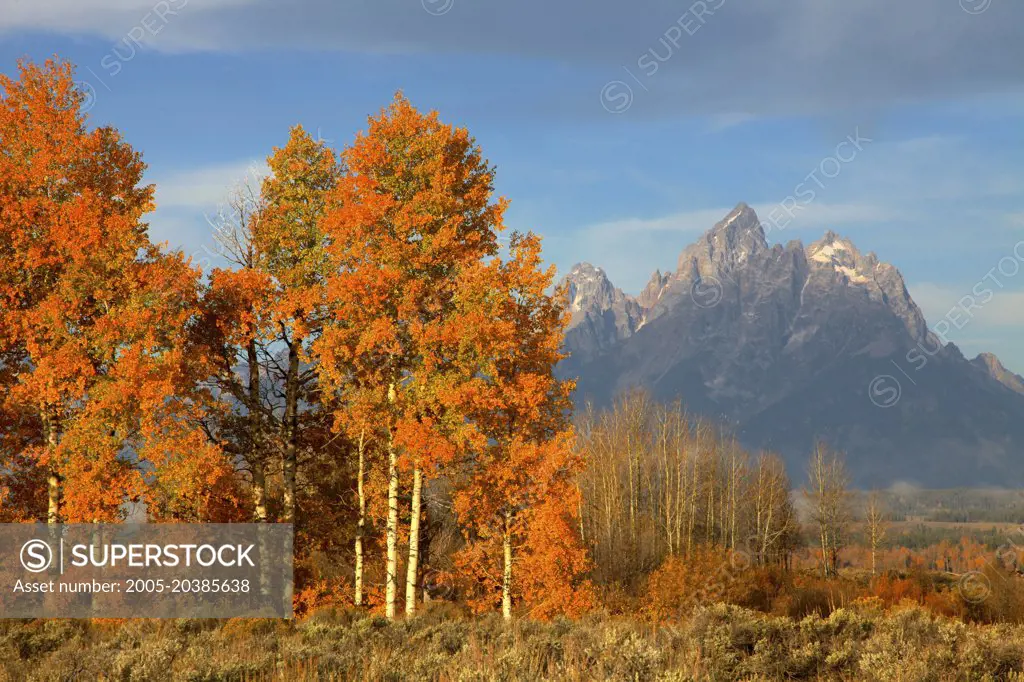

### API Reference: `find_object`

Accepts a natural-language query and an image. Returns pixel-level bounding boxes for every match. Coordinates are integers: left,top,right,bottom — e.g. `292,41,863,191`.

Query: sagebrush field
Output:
4,602,1024,681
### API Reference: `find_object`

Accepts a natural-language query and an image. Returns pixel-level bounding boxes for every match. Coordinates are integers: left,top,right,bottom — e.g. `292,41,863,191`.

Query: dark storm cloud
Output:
5,0,1023,115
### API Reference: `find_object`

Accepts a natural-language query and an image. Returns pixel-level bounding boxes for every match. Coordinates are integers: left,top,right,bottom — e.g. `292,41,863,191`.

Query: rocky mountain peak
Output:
564,262,618,312
807,231,875,284
972,352,1024,394
717,201,763,234
676,202,768,277
560,263,642,361
638,268,671,310
802,229,928,341
567,262,606,280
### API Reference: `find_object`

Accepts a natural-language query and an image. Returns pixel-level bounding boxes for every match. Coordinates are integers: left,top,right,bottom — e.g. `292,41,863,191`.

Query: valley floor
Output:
3,602,1024,681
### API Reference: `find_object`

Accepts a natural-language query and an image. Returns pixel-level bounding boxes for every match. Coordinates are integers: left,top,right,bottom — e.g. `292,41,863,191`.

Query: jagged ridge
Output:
560,203,1024,487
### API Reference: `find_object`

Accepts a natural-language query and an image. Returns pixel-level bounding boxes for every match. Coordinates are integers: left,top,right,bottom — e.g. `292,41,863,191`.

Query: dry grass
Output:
3,600,1024,681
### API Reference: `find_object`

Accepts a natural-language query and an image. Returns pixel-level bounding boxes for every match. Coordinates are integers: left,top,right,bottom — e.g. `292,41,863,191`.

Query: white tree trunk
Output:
502,513,513,620
385,383,399,620
281,344,299,525
354,428,366,607
385,438,399,619
43,408,60,525
405,466,423,617
248,338,266,523
47,472,60,526
252,464,268,523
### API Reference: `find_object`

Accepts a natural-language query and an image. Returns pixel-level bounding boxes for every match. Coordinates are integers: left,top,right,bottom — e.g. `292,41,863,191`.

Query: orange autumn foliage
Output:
0,58,237,522
316,92,503,467
451,234,593,618
314,94,510,616
643,547,747,621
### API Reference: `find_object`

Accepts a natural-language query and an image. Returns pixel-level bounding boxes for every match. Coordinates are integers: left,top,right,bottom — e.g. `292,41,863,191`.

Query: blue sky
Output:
2,0,1023,371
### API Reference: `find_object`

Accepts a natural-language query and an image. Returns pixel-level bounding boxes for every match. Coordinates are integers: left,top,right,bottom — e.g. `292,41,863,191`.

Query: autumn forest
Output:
3,59,1024,680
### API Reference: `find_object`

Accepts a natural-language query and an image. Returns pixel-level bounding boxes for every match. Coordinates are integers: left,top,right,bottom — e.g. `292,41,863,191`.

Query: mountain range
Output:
561,203,1024,488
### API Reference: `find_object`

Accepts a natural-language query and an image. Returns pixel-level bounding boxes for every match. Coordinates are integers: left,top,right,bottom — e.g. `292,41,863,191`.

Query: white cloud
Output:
0,0,255,46
842,135,1024,203
753,202,907,233
707,113,758,132
1003,212,1024,230
581,202,899,240
911,283,1024,331
910,282,1024,374
583,208,738,237
143,159,268,272
151,159,267,211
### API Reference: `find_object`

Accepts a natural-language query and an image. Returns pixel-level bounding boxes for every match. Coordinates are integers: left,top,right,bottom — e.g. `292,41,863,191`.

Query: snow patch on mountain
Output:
809,238,871,283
